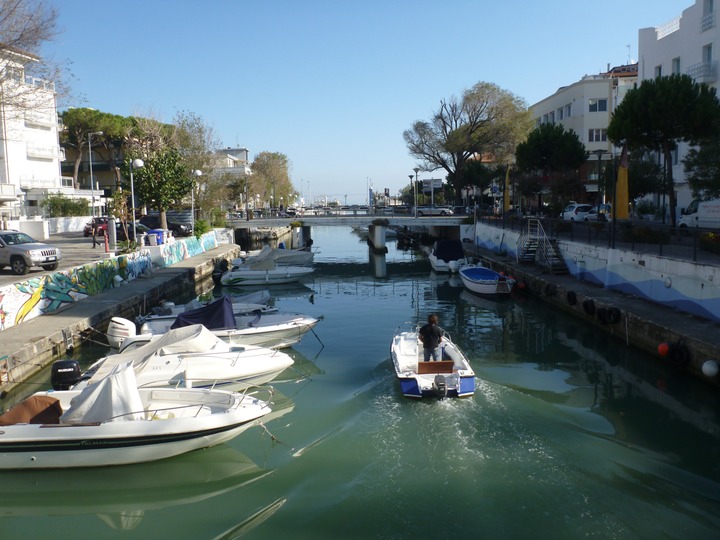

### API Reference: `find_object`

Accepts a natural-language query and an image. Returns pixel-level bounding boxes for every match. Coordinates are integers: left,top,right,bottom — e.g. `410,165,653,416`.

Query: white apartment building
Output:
638,0,717,211
0,47,73,221
529,64,637,200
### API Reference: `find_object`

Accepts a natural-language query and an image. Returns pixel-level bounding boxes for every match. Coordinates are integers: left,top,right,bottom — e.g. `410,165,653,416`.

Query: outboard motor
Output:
106,317,137,349
212,259,230,285
51,359,82,390
433,374,448,399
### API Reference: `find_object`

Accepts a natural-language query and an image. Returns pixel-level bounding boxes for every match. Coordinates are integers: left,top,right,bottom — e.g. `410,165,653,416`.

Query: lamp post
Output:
191,169,202,234
413,167,420,218
129,158,144,242
88,131,103,218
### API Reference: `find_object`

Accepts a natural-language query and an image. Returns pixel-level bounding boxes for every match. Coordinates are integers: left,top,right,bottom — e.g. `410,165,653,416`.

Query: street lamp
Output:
191,169,202,234
129,158,144,242
413,167,420,218
88,131,103,218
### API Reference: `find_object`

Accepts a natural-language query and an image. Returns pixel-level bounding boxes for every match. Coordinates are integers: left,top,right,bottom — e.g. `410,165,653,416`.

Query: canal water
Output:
1,226,719,540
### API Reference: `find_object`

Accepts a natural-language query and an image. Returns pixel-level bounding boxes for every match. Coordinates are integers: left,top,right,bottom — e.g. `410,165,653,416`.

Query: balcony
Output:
0,183,18,202
701,11,716,32
26,143,57,160
24,111,55,128
686,61,717,83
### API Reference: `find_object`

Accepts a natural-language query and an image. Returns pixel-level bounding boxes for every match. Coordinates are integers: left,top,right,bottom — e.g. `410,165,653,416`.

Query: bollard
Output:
104,231,109,252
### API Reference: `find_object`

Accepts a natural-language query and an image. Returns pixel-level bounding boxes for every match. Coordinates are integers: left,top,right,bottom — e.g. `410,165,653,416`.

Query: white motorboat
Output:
0,361,272,469
136,290,273,325
232,245,314,267
106,297,320,350
428,239,467,273
72,324,294,391
220,259,314,286
390,323,476,399
458,264,515,295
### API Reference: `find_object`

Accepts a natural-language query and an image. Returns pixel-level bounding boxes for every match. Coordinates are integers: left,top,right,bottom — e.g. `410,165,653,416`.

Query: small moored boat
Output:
390,323,476,399
0,362,272,469
458,265,515,295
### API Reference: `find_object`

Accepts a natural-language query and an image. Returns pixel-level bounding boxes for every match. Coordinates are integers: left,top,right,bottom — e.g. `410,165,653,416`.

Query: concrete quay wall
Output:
1,243,241,397
467,222,720,387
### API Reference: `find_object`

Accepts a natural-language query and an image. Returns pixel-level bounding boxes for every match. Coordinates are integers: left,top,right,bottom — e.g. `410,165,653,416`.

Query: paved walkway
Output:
0,231,110,287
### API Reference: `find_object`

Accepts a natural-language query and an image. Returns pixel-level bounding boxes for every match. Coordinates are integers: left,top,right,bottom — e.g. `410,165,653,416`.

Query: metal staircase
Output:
516,219,568,274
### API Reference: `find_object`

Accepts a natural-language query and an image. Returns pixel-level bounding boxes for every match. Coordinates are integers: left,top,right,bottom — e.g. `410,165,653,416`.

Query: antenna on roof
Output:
626,44,631,64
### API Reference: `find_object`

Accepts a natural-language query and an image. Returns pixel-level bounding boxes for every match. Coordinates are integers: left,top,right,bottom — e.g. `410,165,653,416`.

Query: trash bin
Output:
150,229,164,245
147,233,158,246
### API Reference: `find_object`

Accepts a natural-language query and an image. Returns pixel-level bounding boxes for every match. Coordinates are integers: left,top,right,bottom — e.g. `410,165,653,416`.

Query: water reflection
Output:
0,446,270,531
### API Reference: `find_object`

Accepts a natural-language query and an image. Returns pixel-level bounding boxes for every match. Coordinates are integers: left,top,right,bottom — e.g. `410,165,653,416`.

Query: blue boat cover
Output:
434,239,465,263
171,296,236,330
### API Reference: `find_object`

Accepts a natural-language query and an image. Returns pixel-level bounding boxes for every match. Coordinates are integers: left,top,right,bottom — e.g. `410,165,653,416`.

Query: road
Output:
0,231,109,287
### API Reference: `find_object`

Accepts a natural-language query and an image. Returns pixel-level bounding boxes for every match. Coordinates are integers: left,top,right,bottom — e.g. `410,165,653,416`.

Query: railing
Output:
701,10,715,32
656,16,681,39
687,60,717,82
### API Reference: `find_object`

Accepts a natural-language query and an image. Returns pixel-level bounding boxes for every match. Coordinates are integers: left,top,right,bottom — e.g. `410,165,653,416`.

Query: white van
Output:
678,198,720,229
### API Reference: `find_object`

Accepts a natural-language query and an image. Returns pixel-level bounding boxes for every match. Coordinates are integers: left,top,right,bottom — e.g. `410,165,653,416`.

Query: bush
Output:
700,231,720,254
194,219,211,237
621,225,669,244
635,200,656,215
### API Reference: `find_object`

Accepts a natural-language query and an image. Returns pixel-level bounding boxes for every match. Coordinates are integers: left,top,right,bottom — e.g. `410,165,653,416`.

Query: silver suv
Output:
0,230,62,275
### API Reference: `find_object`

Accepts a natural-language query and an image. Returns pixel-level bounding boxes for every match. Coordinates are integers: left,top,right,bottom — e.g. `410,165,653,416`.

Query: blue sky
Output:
45,0,686,204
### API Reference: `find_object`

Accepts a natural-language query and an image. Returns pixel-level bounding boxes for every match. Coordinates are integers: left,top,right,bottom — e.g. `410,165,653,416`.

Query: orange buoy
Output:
658,343,670,357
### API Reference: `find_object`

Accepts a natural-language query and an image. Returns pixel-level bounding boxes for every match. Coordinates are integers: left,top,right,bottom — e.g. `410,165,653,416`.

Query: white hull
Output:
390,325,476,399
221,266,314,286
139,313,319,349
0,387,270,469
83,326,294,391
459,266,515,295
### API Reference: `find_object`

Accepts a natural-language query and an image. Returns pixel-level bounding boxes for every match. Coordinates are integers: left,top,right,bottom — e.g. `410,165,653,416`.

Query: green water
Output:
0,227,718,540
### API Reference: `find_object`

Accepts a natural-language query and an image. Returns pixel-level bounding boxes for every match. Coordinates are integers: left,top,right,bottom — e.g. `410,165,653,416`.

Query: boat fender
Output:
596,307,608,324
545,283,557,297
566,290,577,305
582,299,595,315
667,340,691,367
606,307,622,324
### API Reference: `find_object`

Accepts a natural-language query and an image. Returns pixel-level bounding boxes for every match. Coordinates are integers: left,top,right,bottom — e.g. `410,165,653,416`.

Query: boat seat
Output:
417,360,455,374
0,395,63,425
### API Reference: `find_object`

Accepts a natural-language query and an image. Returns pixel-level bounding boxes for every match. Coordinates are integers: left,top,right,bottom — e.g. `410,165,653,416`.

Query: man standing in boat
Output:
419,314,445,361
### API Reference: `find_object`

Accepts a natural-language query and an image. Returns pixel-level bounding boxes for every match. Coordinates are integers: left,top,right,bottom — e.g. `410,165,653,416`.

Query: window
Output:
588,129,607,142
704,43,713,63
588,99,607,112
655,65,663,78
672,57,681,74
548,111,555,123
565,104,572,117
557,107,563,120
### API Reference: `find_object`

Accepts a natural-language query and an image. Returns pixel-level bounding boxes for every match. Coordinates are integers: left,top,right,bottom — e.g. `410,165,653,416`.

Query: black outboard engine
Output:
433,374,448,399
212,259,230,285
51,359,82,390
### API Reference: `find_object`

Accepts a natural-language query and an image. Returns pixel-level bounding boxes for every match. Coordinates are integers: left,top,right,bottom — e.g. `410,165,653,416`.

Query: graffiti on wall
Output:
0,249,153,332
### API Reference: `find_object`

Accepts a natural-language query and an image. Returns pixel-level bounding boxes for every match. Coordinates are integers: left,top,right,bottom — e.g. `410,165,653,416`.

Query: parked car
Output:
83,217,109,237
560,203,592,221
139,215,190,237
115,222,151,241
0,230,62,275
414,206,454,216
584,204,611,222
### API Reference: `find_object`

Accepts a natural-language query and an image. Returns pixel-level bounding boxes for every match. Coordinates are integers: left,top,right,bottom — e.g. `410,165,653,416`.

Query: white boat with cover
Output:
69,324,294,391
390,323,476,399
428,239,467,273
0,361,272,469
220,261,314,286
107,296,320,350
232,245,314,267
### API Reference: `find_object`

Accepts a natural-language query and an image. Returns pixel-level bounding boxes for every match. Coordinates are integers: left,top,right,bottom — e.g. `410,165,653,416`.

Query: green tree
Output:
59,108,131,186
251,152,292,209
607,74,720,225
515,123,587,206
126,146,191,228
403,81,532,202
683,139,720,200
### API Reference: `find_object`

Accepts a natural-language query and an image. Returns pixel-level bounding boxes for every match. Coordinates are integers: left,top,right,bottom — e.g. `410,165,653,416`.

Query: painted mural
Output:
0,231,219,333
